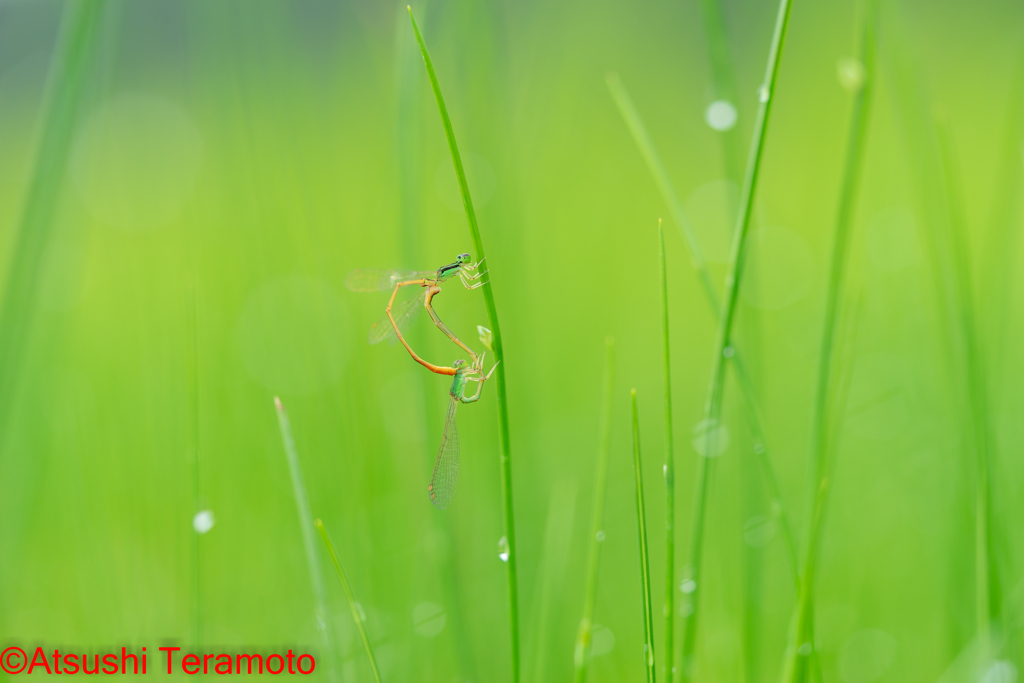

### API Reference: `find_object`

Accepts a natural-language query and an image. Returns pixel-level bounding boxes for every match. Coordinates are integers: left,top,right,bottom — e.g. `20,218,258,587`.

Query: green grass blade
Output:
407,8,520,681
574,338,616,683
779,3,877,681
606,73,800,587
632,390,657,683
608,70,803,656
529,486,577,683
883,6,1003,658
0,1,105,431
315,519,384,683
680,0,795,677
936,121,998,657
274,398,340,683
694,0,744,182
659,222,676,682
606,73,719,316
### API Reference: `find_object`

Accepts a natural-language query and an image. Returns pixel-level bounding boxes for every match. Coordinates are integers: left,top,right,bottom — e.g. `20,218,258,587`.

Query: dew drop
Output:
704,100,738,131
723,345,735,358
837,57,866,92
498,535,510,562
753,442,766,455
980,660,1018,683
193,510,215,534
680,579,696,594
691,419,730,458
595,530,606,543
758,85,770,103
478,325,494,352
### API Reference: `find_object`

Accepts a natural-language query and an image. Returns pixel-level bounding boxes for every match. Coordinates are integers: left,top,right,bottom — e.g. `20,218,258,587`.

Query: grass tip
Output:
274,396,283,410
314,518,323,530
631,388,637,398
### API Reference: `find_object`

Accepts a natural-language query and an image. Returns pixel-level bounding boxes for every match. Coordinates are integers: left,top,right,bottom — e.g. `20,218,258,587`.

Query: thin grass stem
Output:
606,73,718,315
315,519,384,683
679,0,794,677
407,8,520,680
606,73,800,588
659,222,676,682
884,7,1003,657
694,0,744,182
574,338,616,683
778,3,877,681
632,390,657,683
936,121,998,657
0,1,104,433
274,398,339,683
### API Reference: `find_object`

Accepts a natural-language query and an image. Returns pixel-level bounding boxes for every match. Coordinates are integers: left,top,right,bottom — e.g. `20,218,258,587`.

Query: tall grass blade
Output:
0,1,105,432
936,122,998,658
883,7,1003,656
528,485,577,683
694,0,744,182
632,390,657,683
315,519,384,683
407,8,520,681
574,338,616,683
680,0,795,677
659,221,677,682
607,69,800,601
274,398,339,683
606,73,718,314
779,4,877,680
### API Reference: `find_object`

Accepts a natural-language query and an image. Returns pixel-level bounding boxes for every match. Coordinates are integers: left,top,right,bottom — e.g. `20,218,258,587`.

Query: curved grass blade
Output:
315,519,384,683
0,1,106,433
680,0,795,677
778,3,877,681
606,72,800,590
606,73,718,314
274,398,340,683
429,396,460,510
408,7,520,679
659,222,676,682
574,338,616,683
367,291,423,345
632,390,657,683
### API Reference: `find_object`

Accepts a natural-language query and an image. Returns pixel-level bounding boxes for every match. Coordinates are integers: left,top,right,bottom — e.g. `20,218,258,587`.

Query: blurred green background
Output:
1,0,1023,682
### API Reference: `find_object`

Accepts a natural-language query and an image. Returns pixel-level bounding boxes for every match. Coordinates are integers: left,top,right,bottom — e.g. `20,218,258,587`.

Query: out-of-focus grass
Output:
0,1,1023,683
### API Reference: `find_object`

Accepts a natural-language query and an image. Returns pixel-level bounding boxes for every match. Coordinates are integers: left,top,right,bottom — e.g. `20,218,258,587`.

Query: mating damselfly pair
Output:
346,253,497,509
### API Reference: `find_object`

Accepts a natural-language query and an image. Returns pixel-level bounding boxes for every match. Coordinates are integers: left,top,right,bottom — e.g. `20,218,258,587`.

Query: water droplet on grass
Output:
981,661,1018,683
498,535,510,562
591,624,615,656
478,325,493,351
595,530,606,542
837,58,866,92
705,100,737,131
758,85,770,102
680,579,696,594
193,510,215,534
691,419,730,457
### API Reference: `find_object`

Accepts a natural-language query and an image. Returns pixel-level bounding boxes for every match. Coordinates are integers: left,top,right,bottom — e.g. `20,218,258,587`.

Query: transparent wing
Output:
428,396,460,510
366,291,423,345
345,269,436,292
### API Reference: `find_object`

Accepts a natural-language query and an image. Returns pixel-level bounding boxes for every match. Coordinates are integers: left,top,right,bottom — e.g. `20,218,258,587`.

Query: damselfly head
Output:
453,359,467,368
457,253,471,264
